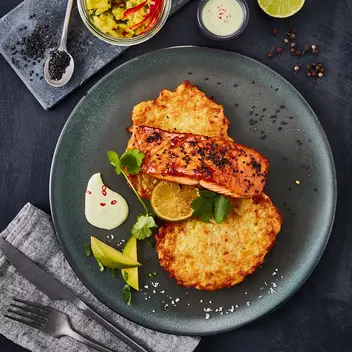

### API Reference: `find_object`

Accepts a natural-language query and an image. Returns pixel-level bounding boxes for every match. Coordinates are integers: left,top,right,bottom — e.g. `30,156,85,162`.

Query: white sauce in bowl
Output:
201,0,245,37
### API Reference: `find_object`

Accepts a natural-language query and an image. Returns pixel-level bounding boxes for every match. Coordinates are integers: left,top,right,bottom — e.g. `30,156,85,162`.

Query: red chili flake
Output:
87,190,92,194
101,185,107,196
111,200,117,205
100,203,106,207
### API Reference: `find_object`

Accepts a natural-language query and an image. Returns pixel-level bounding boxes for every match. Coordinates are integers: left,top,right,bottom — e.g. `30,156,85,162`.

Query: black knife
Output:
0,237,149,352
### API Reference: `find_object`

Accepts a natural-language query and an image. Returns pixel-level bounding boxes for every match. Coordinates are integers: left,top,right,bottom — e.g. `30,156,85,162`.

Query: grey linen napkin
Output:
0,203,200,352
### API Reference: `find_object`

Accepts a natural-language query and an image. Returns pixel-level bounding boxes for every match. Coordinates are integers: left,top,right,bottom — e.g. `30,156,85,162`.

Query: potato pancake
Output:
155,193,282,291
126,81,232,198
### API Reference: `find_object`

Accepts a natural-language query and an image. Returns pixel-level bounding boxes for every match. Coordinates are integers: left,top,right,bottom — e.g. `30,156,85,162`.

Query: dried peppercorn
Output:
276,47,283,57
272,28,278,36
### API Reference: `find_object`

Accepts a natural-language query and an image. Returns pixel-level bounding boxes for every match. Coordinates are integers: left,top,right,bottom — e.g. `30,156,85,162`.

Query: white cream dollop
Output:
85,173,129,230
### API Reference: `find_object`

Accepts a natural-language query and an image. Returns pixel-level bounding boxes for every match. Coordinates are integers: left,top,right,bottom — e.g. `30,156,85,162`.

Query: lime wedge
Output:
121,236,139,291
91,236,141,269
258,0,305,18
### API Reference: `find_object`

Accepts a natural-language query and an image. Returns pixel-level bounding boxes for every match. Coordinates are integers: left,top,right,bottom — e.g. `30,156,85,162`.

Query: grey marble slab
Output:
0,0,191,110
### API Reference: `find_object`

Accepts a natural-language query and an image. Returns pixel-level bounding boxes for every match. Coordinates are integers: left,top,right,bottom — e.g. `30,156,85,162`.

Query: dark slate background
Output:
1,0,352,351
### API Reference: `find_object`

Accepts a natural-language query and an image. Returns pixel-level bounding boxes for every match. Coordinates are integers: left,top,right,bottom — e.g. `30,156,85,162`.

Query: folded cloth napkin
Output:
0,203,200,352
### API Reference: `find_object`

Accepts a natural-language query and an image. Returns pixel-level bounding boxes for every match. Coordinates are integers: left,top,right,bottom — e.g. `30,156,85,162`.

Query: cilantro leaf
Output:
111,268,118,278
107,151,121,175
120,149,145,175
123,271,129,282
199,190,216,199
191,196,213,222
131,215,157,240
84,243,92,257
214,195,232,224
123,284,132,305
148,272,158,279
192,191,231,223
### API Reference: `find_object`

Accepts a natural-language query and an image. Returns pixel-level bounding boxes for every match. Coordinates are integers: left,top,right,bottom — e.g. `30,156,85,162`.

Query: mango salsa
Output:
86,0,163,38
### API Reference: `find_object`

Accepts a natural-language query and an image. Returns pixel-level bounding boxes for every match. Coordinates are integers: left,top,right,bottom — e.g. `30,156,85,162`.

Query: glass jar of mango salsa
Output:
78,0,171,45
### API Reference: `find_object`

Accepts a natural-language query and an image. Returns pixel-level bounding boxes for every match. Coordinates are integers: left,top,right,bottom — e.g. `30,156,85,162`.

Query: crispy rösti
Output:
155,193,282,291
126,81,232,199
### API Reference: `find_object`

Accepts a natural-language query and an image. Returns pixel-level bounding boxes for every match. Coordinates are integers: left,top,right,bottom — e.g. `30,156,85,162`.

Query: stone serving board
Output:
0,0,191,110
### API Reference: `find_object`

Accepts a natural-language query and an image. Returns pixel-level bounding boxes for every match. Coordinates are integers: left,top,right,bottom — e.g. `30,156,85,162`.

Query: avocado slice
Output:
121,236,139,291
91,236,141,269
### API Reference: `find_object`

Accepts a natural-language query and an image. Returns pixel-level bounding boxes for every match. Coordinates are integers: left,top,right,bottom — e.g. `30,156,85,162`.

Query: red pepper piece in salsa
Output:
123,0,148,19
129,0,162,31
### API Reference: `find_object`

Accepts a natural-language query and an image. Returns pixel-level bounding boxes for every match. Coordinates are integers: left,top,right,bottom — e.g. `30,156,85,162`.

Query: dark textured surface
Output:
50,47,336,335
0,0,189,110
0,0,351,350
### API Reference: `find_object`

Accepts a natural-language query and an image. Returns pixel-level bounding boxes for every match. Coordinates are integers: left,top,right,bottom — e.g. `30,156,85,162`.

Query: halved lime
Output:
91,236,141,269
258,0,305,18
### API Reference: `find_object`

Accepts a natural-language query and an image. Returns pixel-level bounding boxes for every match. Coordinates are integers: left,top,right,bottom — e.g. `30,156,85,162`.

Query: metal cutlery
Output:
0,237,150,352
5,298,115,352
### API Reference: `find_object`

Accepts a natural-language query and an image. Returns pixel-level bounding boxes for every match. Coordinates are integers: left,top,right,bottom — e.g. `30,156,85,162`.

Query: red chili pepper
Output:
122,31,128,37
129,0,162,31
123,0,148,18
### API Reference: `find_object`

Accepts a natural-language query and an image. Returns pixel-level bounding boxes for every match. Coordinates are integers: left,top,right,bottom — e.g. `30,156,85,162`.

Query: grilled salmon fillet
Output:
127,81,232,198
156,193,282,291
133,126,269,198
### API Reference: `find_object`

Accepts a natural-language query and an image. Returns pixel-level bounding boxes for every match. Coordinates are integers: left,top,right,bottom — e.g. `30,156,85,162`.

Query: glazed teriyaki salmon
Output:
132,126,269,198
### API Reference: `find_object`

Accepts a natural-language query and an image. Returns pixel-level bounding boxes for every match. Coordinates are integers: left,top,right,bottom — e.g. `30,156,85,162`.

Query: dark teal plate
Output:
50,46,336,335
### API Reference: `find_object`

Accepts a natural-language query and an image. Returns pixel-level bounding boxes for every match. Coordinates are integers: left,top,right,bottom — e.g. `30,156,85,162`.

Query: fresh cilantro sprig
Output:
84,243,92,257
122,271,132,305
107,150,157,240
123,284,132,306
191,191,232,224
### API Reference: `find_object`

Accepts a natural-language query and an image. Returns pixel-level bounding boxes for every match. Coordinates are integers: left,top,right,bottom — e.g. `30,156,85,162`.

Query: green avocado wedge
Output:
121,236,139,291
91,236,141,269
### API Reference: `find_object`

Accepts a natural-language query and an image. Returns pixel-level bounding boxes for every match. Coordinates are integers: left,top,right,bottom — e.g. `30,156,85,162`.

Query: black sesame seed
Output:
234,84,238,87
280,104,285,109
47,50,71,81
